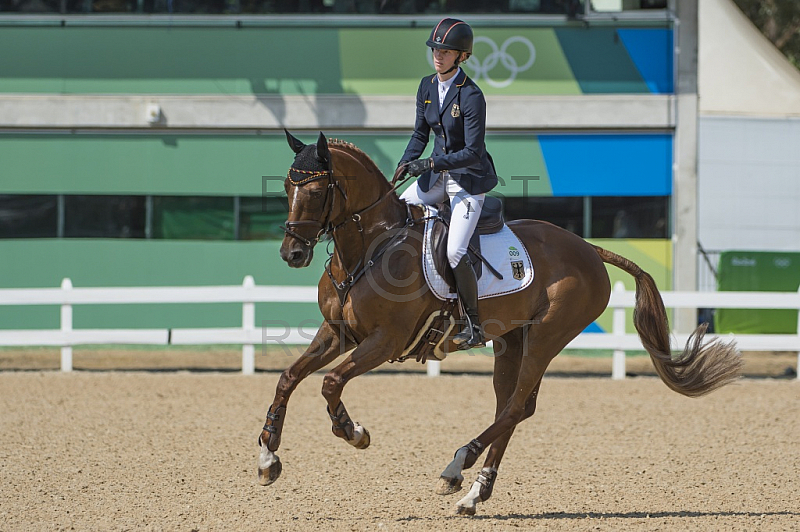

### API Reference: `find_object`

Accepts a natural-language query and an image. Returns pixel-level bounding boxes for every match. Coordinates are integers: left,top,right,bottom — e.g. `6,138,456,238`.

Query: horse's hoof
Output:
257,456,282,486
455,504,476,516
436,475,463,495
354,426,371,450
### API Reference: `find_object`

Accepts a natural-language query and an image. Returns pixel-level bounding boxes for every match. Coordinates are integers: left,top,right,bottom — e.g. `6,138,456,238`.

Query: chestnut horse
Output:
257,131,741,515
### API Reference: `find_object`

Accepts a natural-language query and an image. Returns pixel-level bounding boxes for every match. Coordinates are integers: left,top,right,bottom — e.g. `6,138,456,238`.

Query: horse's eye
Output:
309,190,323,198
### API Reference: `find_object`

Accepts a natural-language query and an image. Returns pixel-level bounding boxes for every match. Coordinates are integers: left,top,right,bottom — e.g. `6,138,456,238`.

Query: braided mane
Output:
328,139,388,182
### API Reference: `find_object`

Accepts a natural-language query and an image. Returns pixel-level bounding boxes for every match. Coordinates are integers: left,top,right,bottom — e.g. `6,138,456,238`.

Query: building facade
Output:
0,2,681,332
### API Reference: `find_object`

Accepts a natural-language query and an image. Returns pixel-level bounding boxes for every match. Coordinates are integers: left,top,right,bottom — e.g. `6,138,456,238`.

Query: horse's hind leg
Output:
258,322,347,486
454,382,542,515
449,323,577,515
437,328,524,495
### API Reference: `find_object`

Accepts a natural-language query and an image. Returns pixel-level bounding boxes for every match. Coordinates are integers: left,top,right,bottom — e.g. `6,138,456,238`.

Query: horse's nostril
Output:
289,250,303,262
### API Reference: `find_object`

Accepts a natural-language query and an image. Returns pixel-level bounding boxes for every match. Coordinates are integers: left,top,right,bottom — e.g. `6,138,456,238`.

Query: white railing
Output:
0,278,798,379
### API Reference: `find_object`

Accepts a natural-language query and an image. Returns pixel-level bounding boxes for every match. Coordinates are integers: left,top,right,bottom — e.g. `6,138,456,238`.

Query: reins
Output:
282,151,427,322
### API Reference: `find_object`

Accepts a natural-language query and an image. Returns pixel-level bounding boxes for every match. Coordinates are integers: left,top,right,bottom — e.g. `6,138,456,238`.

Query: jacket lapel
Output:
440,69,466,118
425,77,440,124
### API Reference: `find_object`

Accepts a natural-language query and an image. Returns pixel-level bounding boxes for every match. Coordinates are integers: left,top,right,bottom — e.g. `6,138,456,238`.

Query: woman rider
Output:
398,18,498,350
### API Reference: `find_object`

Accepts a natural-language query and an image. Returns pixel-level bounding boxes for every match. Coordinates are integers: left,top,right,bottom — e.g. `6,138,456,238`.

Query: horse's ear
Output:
285,129,305,154
316,132,330,164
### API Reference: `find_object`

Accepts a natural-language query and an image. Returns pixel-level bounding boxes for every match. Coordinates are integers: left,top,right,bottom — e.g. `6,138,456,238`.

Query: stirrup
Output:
453,324,485,350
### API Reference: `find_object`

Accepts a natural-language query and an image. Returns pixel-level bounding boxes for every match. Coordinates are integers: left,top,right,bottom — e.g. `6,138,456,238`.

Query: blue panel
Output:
584,322,605,333
539,134,673,196
554,28,650,94
617,29,674,94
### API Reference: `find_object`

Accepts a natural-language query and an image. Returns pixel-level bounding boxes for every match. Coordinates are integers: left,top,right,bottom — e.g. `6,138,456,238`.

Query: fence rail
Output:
1,277,798,379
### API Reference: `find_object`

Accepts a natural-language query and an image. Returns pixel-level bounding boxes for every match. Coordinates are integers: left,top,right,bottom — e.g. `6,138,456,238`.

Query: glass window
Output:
0,0,590,14
239,196,289,240
591,196,668,238
0,195,58,239
64,195,146,238
0,0,60,12
502,196,584,236
591,0,666,12
152,196,235,240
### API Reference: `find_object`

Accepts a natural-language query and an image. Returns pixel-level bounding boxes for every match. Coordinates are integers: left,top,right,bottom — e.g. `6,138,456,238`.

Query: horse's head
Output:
280,130,335,268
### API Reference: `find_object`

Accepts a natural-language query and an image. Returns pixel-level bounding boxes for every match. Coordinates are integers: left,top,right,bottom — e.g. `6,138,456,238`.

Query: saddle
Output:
429,195,504,290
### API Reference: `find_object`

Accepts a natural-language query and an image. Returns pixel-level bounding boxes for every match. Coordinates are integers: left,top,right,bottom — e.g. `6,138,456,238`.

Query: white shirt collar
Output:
438,68,461,109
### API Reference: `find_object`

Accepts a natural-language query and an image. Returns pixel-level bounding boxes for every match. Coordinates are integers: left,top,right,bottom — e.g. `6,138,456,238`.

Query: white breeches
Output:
400,172,485,268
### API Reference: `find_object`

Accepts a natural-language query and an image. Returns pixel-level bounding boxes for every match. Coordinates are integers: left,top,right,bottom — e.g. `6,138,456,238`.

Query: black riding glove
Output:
406,158,434,177
395,161,409,179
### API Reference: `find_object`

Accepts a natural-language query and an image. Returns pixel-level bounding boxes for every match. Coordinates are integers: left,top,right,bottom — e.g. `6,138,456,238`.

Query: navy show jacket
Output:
400,69,498,195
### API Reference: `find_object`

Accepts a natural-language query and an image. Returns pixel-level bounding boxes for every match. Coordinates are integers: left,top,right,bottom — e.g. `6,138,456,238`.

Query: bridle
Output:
281,156,412,249
281,154,419,309
280,163,345,247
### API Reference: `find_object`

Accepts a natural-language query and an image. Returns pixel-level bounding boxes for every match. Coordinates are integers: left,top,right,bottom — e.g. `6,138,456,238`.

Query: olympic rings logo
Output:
427,36,536,89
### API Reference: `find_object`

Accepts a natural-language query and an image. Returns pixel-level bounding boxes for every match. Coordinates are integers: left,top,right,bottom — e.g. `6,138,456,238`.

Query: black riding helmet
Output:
426,18,473,57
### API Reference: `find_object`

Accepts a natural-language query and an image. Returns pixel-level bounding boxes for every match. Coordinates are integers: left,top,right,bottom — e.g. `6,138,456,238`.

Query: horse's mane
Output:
328,139,389,184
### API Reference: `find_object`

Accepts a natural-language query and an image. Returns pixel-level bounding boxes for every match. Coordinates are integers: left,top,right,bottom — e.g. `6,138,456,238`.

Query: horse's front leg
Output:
258,322,348,486
320,331,401,449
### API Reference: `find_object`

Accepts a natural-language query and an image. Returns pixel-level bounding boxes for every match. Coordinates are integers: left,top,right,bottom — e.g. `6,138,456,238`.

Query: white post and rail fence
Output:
1,278,798,379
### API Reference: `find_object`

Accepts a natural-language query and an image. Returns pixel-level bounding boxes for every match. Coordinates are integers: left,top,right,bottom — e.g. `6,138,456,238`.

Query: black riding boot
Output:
452,256,485,350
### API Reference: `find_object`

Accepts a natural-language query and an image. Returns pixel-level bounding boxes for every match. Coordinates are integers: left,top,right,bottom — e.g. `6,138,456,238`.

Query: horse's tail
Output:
592,245,742,397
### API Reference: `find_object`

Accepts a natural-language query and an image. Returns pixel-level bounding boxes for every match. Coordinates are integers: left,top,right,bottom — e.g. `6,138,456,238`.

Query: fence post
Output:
611,281,626,380
796,285,800,381
242,275,255,375
60,278,73,372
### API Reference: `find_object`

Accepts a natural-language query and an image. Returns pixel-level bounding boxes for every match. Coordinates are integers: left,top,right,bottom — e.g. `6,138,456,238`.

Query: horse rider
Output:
397,17,498,350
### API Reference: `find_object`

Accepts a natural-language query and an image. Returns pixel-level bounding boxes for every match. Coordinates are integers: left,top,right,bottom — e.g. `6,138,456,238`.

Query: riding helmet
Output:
426,18,473,56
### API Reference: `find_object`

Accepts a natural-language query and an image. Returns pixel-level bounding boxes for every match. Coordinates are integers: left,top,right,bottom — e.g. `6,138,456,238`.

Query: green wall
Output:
0,132,552,197
715,251,800,334
0,240,324,330
0,24,669,96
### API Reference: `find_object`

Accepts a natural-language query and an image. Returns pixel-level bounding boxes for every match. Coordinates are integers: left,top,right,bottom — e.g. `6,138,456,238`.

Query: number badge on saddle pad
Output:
420,206,535,301
509,246,525,280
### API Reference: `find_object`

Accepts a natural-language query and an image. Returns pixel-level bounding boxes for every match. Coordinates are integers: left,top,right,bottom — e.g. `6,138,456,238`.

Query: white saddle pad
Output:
421,205,535,301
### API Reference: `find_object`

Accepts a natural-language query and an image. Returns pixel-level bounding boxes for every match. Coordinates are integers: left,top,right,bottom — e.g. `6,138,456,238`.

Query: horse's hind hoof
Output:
349,423,370,450
257,452,282,486
436,475,463,495
455,504,476,516
354,426,371,450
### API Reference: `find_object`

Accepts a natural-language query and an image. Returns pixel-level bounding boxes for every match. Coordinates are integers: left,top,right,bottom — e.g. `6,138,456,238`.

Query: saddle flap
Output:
478,196,504,235
430,204,482,290
421,206,535,302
